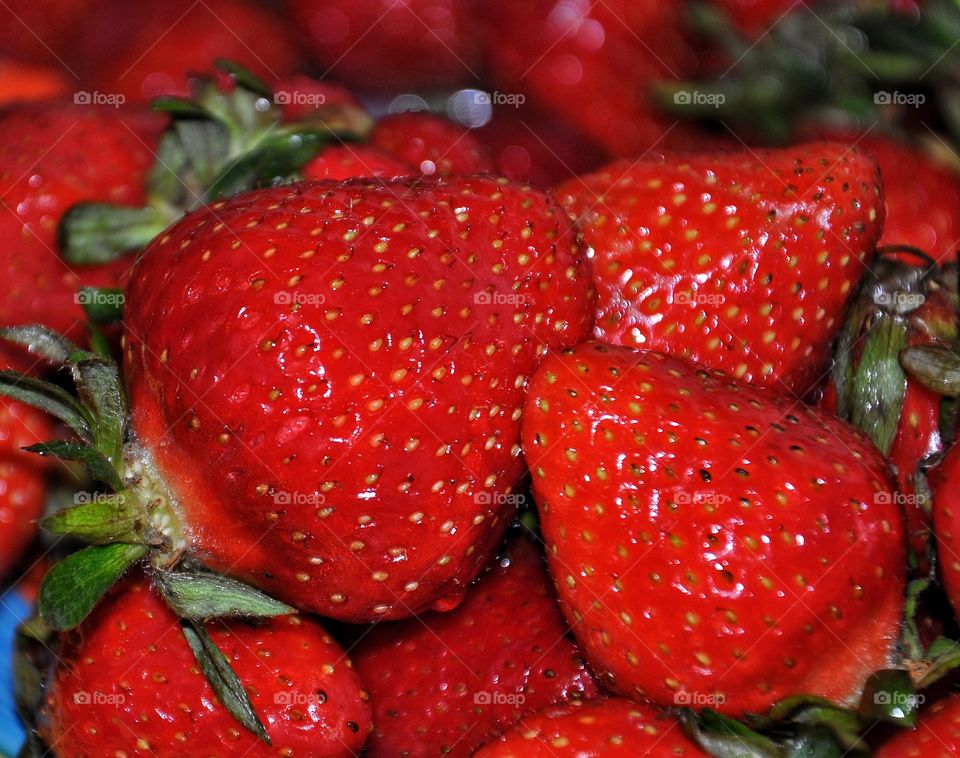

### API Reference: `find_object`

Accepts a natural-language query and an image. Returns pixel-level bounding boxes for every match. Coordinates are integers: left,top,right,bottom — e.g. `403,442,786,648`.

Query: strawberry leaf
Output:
38,543,147,630
0,371,93,441
76,287,125,324
901,344,960,396
60,205,171,266
25,440,123,491
0,324,81,365
72,355,126,465
181,620,270,744
857,669,920,727
157,570,294,620
42,495,141,544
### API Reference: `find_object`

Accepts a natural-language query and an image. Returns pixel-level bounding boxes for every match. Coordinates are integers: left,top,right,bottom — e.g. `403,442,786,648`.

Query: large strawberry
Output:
480,0,695,156
0,346,52,581
876,693,960,757
353,533,598,756
288,0,481,92
39,576,372,756
522,342,905,716
0,103,163,338
930,443,960,611
474,699,707,757
553,143,885,395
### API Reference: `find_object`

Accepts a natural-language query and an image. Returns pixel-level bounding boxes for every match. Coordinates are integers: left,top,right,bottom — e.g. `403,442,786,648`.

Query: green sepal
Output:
901,344,960,396
0,371,93,442
763,696,865,752
76,287,125,324
0,324,80,366
181,620,270,744
71,355,126,465
214,58,271,97
42,495,142,544
25,440,123,491
59,205,170,265
38,543,147,630
857,669,921,727
157,570,295,620
915,635,960,688
679,708,782,757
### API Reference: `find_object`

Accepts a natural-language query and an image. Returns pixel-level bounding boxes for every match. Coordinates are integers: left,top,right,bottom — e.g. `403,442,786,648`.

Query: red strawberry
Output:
0,346,52,580
370,112,494,176
120,176,593,622
0,102,163,338
86,0,302,101
480,1,695,156
876,693,960,757
553,143,885,395
352,533,598,756
931,444,960,611
302,145,413,181
0,60,69,105
522,342,905,716
0,0,111,66
288,0,481,92
474,699,707,757
39,576,372,756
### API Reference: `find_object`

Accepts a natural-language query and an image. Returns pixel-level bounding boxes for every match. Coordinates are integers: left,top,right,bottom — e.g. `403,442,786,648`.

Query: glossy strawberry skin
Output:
370,113,493,177
0,103,164,339
876,693,960,757
302,145,413,181
523,342,905,716
480,0,694,156
931,444,960,612
553,143,885,395
40,578,372,756
474,699,707,757
0,347,53,580
123,177,594,622
353,534,598,757
288,0,480,92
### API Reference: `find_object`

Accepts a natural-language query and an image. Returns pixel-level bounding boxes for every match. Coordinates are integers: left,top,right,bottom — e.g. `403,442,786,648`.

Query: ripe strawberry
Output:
876,693,960,757
86,0,302,101
708,0,807,36
931,444,960,611
0,0,109,66
370,112,494,176
474,699,707,757
302,145,413,181
522,342,906,716
40,576,372,756
119,176,593,622
480,1,695,156
553,143,885,395
352,534,598,756
0,102,163,338
288,0,481,91
0,346,52,581
0,60,69,105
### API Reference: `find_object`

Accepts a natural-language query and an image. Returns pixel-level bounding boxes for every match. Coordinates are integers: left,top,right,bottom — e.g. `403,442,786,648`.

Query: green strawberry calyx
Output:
0,324,293,744
58,60,373,268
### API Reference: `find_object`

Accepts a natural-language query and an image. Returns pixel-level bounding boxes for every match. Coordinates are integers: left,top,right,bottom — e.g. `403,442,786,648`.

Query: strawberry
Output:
553,142,885,395
0,102,163,339
370,112,494,177
86,0,302,101
302,145,413,181
95,175,589,624
0,0,110,66
930,443,960,611
474,699,707,757
480,0,695,156
0,346,52,581
876,693,960,757
352,533,598,756
39,576,372,756
522,342,906,716
288,0,481,92
0,60,69,105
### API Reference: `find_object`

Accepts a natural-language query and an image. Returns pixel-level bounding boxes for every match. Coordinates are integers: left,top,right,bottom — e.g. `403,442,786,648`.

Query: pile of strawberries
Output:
3,1,960,756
